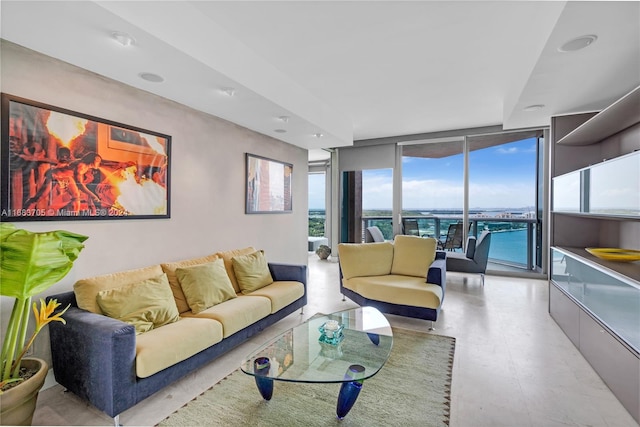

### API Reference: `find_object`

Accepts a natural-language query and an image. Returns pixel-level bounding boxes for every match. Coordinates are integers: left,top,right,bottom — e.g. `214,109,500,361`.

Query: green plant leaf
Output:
0,225,88,300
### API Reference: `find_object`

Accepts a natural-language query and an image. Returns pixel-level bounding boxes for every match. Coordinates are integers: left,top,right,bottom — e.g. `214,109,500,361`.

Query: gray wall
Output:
338,144,395,172
0,41,308,367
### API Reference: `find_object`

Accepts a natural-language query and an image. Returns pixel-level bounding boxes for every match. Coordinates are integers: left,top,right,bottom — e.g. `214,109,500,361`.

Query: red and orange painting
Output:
1,94,170,221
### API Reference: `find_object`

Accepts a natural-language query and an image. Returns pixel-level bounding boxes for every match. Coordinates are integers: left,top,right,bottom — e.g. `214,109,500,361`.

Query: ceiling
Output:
1,1,638,162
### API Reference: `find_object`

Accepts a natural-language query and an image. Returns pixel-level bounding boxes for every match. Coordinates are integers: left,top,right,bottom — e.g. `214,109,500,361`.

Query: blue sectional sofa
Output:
338,235,446,325
47,247,306,424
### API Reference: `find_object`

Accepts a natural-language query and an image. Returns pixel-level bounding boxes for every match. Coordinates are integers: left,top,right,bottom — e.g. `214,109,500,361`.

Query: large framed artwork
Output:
1,94,171,221
245,153,292,214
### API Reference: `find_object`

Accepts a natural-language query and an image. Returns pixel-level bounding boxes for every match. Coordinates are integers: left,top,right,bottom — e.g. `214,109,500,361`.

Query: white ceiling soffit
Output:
0,0,352,150
504,1,640,130
1,1,638,152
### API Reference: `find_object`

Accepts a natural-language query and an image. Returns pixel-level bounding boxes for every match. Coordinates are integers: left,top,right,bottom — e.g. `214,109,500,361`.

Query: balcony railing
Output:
362,215,538,271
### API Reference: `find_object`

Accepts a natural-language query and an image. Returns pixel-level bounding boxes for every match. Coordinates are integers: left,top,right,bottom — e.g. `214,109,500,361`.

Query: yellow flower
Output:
4,298,71,380
32,298,69,333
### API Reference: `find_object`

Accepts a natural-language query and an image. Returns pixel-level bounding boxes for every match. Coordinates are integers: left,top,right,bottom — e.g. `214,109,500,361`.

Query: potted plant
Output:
0,223,87,425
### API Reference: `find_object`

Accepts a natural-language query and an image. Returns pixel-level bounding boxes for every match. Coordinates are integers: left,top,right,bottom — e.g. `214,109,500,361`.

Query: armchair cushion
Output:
391,235,437,277
343,274,443,310
96,273,180,334
337,242,394,280
176,259,237,314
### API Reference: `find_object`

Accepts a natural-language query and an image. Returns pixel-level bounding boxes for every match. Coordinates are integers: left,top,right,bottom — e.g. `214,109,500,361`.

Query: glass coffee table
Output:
241,306,393,419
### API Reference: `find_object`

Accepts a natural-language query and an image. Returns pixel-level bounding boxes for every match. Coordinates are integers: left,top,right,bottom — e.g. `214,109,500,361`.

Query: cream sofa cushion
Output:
182,295,271,338
248,281,305,313
135,317,223,378
160,253,219,314
337,242,394,280
232,250,274,294
96,273,180,334
343,275,443,310
176,259,237,314
74,264,164,314
215,247,257,293
391,235,437,278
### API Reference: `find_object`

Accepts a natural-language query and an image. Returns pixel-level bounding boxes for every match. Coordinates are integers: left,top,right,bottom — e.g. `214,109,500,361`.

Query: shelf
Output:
554,246,640,284
557,86,640,146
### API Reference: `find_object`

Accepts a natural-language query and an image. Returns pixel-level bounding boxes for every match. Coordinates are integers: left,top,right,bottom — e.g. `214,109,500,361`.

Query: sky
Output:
309,137,538,210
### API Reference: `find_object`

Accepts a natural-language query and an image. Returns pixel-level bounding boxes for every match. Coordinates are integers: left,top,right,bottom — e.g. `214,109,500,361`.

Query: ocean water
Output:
488,229,528,265
310,209,532,266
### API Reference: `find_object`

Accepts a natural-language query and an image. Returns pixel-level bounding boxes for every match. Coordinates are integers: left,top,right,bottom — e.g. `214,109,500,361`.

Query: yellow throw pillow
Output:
215,247,257,293
160,253,219,313
232,250,274,294
391,235,437,278
175,259,237,314
74,264,164,314
96,273,180,334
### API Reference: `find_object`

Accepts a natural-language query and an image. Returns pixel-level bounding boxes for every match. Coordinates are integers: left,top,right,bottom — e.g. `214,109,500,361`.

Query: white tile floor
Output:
33,254,639,427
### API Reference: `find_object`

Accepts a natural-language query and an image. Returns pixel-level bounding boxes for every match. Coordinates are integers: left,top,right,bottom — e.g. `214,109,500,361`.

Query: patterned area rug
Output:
160,326,455,427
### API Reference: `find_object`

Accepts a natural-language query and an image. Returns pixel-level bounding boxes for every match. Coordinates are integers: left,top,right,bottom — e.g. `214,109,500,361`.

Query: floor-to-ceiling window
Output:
468,136,538,269
335,130,546,274
337,144,397,243
398,130,544,273
308,172,326,237
362,168,394,239
400,140,464,242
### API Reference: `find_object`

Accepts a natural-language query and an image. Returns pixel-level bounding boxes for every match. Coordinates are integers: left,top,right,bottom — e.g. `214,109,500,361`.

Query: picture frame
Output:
245,153,292,214
1,94,171,221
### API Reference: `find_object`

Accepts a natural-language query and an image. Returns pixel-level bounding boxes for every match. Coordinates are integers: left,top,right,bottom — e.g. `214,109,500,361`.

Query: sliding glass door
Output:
400,140,464,242
401,131,543,272
468,136,538,269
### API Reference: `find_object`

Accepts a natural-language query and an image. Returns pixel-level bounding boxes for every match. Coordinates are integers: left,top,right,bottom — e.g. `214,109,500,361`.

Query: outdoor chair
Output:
365,226,385,242
446,230,491,285
402,218,421,236
439,222,464,251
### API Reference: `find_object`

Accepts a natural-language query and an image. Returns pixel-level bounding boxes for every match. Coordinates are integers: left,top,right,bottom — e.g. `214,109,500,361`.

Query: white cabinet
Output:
550,86,640,424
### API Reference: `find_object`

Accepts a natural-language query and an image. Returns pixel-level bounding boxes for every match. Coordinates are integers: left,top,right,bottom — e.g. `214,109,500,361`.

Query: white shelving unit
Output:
549,86,640,424
557,86,640,146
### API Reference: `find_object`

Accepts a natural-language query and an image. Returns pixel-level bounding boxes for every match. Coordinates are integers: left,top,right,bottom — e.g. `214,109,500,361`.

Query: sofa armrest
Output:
268,262,307,287
46,297,137,417
47,290,77,308
428,252,447,290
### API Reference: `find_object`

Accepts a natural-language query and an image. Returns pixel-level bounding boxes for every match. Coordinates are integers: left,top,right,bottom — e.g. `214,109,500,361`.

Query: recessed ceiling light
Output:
138,72,164,83
314,133,324,138
274,129,287,133
111,31,136,47
220,87,236,97
558,35,597,53
524,104,545,112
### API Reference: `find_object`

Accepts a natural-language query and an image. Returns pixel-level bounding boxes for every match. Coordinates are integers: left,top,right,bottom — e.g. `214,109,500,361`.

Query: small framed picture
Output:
245,153,292,214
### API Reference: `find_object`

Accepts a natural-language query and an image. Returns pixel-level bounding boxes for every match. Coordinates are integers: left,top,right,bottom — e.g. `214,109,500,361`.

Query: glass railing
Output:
362,215,538,271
